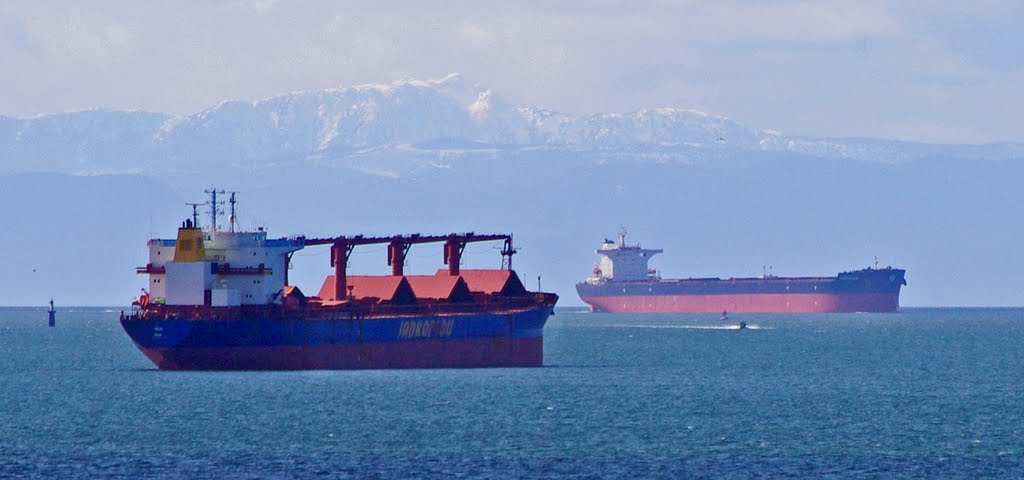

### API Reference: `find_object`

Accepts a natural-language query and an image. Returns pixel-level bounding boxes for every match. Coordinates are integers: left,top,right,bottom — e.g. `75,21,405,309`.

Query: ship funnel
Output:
174,222,206,262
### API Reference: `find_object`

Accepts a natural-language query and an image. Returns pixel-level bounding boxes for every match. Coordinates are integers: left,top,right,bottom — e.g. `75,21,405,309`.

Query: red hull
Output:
580,292,900,313
139,337,543,371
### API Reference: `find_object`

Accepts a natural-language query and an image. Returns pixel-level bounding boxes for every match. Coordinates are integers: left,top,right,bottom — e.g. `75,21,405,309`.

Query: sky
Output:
1,1,1023,144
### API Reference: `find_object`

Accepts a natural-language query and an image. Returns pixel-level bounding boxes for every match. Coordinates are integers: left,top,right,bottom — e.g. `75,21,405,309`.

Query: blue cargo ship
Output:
120,190,556,370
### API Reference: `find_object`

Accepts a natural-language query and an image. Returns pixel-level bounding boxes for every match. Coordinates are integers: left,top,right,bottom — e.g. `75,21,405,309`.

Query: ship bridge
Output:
590,227,662,283
138,190,304,307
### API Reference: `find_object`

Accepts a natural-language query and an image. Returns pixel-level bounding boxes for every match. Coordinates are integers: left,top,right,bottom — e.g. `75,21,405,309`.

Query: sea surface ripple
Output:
1,307,1022,478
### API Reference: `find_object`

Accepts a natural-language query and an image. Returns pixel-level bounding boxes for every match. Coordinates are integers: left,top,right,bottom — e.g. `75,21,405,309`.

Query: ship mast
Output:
204,188,226,231
228,191,239,233
501,235,516,270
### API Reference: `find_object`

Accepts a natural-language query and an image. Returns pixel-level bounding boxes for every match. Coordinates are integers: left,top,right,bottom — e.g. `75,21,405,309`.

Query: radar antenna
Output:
185,202,203,228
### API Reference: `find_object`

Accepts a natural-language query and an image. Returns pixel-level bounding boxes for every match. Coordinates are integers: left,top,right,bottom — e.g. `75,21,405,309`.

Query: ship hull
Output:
135,338,543,370
577,268,906,314
578,292,899,313
121,302,553,370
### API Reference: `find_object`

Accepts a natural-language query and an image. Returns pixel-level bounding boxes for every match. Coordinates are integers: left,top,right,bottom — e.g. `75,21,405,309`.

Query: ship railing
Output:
125,292,557,322
136,264,166,274
213,263,273,275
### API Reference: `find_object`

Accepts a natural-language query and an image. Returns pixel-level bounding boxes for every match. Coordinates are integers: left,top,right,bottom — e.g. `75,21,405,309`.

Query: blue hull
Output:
120,304,553,370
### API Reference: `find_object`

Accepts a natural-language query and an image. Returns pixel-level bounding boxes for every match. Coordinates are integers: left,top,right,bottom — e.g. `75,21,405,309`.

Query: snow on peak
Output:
9,74,824,172
427,72,464,87
468,90,493,119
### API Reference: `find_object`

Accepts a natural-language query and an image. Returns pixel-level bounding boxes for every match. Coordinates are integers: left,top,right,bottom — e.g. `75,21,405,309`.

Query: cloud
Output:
0,1,1021,142
701,1,902,45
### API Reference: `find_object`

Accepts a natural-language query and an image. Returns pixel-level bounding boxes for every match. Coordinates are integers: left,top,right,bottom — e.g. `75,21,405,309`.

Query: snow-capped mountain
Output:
1,74,1021,177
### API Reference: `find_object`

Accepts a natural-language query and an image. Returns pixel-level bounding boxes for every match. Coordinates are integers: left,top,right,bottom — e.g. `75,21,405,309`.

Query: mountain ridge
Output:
3,74,1021,178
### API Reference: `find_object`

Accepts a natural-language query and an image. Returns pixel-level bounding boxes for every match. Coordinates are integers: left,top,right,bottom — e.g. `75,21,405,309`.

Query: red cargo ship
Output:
576,228,906,314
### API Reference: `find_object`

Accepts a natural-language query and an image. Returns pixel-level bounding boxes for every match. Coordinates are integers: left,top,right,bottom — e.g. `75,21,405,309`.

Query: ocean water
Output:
1,307,1023,479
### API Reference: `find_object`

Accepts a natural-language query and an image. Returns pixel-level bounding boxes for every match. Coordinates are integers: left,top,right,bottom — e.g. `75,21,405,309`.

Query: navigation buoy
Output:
48,299,55,327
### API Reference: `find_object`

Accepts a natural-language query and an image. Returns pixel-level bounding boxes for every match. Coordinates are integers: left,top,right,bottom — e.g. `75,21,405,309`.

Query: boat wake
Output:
606,324,771,330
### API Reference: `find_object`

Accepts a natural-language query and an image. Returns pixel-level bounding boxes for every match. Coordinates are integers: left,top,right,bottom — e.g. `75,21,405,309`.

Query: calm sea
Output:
1,307,1022,478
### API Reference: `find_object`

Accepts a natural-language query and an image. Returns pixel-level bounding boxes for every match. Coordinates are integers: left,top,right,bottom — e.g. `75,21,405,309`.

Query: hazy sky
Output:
1,1,1022,143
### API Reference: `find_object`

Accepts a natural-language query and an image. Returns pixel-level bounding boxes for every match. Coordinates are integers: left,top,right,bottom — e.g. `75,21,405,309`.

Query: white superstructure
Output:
139,190,304,306
586,227,663,283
